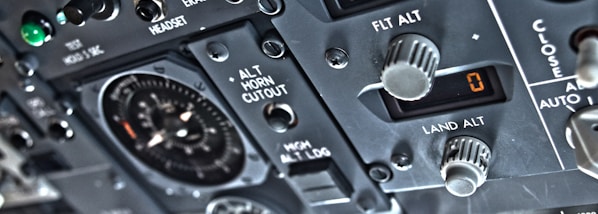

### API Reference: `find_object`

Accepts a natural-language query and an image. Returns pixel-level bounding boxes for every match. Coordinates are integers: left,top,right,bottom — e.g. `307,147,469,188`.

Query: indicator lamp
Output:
20,11,54,47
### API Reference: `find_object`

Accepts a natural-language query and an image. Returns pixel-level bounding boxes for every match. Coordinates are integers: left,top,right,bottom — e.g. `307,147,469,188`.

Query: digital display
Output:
382,66,506,119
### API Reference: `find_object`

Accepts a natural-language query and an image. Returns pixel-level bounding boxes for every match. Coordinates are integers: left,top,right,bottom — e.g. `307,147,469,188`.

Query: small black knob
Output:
136,0,161,22
63,0,106,26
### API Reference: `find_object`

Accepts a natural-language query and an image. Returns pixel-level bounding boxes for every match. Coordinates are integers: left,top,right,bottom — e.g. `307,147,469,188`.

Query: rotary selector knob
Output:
440,136,491,197
381,34,440,101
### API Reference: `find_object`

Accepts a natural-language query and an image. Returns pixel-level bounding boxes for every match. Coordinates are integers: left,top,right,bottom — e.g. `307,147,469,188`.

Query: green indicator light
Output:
20,22,46,47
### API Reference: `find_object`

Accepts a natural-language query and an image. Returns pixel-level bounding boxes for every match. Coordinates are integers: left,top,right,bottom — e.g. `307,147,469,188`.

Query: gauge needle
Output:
179,111,193,122
147,132,165,148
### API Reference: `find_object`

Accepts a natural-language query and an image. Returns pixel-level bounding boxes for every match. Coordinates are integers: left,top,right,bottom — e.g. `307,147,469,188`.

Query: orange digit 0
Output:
467,72,485,92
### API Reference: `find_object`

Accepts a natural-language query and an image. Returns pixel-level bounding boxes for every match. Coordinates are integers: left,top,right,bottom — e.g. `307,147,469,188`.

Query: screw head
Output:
325,48,349,69
206,42,229,62
391,153,412,171
225,0,244,4
258,0,283,16
261,38,286,59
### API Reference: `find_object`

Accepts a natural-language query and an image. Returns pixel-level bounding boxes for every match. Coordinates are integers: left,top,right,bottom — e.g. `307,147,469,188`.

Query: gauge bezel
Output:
79,58,269,195
206,196,274,214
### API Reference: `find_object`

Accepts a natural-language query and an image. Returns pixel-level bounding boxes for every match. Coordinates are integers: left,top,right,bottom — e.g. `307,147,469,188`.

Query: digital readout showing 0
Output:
382,66,506,119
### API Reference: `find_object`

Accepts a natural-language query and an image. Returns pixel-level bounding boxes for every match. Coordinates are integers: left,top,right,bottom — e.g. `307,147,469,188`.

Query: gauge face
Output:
101,73,245,185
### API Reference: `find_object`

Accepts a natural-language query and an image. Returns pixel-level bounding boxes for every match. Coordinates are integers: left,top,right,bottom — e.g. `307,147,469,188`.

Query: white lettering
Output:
241,84,288,103
64,39,84,51
240,76,276,91
532,19,546,32
305,147,331,159
239,66,262,80
283,140,312,152
281,154,298,164
398,9,422,26
422,121,458,134
62,53,85,66
181,0,206,7
566,81,584,92
532,19,562,78
148,15,188,36
371,17,393,32
539,94,582,109
422,116,486,134
463,116,485,128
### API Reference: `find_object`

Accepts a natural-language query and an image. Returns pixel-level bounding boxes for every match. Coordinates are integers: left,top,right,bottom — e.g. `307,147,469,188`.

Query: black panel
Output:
0,0,597,213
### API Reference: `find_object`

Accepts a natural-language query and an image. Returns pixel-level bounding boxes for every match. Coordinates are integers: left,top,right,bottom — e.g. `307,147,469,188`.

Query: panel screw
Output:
19,78,36,92
225,0,244,4
261,33,286,59
391,153,412,171
14,54,39,77
206,42,229,62
258,0,283,16
325,48,349,69
111,173,126,190
368,165,392,183
59,97,76,116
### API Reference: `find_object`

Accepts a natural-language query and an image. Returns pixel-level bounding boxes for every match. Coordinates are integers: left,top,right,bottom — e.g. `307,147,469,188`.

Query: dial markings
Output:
147,132,165,148
180,111,193,122
120,121,137,140
102,74,245,185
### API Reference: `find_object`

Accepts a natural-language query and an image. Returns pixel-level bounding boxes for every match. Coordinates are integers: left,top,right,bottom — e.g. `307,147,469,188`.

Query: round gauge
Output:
206,196,274,214
101,73,245,185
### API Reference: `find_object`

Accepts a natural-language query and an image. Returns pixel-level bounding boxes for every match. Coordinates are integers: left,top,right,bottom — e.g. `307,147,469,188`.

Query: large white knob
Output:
381,34,440,101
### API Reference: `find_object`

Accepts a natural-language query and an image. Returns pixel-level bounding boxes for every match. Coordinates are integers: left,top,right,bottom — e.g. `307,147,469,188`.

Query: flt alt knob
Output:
381,34,440,101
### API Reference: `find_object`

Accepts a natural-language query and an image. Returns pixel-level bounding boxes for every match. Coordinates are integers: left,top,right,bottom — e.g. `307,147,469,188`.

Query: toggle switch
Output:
62,0,120,26
263,102,297,133
572,27,598,88
288,158,353,206
381,34,440,101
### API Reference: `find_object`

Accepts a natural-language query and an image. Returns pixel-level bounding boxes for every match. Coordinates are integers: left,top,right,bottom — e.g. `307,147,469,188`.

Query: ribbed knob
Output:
381,34,440,101
440,136,491,197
